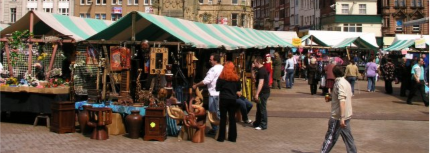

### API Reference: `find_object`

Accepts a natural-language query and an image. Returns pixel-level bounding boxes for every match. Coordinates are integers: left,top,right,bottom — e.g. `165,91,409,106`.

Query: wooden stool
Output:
34,113,50,128
87,107,112,140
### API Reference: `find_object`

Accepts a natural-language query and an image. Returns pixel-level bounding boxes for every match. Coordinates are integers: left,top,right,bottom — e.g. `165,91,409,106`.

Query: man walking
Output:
252,57,270,130
321,65,357,153
406,58,429,107
193,53,224,135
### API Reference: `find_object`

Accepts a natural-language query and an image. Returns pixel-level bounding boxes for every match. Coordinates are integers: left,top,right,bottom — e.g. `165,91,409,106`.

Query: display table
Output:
1,91,69,114
75,101,179,137
0,86,70,94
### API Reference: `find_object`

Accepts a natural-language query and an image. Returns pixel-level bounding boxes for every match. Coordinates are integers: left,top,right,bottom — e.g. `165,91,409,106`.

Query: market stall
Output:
0,10,113,113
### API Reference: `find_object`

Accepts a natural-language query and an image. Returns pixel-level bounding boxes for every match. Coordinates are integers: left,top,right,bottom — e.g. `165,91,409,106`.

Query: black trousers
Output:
310,84,318,95
384,79,393,94
400,78,409,96
218,98,238,142
407,80,429,106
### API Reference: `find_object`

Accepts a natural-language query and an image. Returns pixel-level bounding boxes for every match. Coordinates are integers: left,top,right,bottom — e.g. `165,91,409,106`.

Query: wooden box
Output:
50,101,76,134
143,107,166,141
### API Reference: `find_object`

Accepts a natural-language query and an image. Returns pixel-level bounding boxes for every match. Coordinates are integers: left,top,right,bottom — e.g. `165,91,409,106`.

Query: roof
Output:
88,11,293,50
383,34,429,51
0,24,9,31
1,11,113,41
301,30,379,49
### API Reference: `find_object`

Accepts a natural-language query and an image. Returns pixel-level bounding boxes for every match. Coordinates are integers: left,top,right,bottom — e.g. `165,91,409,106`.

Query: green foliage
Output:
8,30,33,49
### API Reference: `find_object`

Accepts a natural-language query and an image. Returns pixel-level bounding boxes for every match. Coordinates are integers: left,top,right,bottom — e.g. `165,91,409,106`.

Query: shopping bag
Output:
320,76,326,87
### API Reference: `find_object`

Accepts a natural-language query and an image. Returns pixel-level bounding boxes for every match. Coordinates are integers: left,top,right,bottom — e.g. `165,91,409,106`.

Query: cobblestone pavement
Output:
1,79,428,153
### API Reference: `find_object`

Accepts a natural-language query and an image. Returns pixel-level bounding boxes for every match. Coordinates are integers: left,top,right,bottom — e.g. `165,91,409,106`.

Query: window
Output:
101,14,106,20
198,0,203,3
102,0,106,5
232,13,238,26
383,17,390,27
241,14,246,27
80,13,85,18
300,16,303,26
58,8,69,15
394,0,398,7
10,8,16,23
112,0,117,5
28,8,37,11
96,0,100,5
359,4,366,14
95,14,100,19
382,0,389,7
86,13,91,18
413,25,420,31
411,0,416,7
43,8,53,13
417,0,422,6
400,0,405,6
81,0,85,5
134,0,138,5
232,0,238,5
342,4,349,14
343,24,362,32
144,0,151,5
396,20,403,31
112,14,122,21
118,0,122,5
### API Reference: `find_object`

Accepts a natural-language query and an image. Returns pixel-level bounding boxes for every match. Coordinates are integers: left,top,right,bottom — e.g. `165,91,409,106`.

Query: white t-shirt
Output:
202,64,223,96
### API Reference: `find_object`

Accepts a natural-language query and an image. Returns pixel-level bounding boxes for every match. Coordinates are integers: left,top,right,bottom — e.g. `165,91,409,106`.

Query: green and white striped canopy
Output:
0,24,9,31
300,30,379,49
383,40,415,51
1,11,113,41
88,12,293,50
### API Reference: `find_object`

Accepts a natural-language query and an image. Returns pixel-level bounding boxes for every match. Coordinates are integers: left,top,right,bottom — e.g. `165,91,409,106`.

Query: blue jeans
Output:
286,69,295,88
209,96,220,131
367,77,375,91
346,77,356,94
236,97,253,122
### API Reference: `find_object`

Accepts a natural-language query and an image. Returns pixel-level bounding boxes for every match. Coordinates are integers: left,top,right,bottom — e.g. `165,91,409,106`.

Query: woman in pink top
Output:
324,60,336,93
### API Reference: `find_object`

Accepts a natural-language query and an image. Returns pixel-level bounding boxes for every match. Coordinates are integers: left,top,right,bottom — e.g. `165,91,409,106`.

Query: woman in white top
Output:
285,53,295,88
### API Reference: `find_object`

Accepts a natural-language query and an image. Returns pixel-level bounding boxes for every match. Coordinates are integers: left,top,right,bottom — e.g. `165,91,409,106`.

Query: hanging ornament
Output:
291,47,297,53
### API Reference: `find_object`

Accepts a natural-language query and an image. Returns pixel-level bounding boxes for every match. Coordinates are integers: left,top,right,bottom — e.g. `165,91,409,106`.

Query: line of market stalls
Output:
297,30,379,76
83,11,296,105
301,30,379,65
0,10,113,113
383,34,429,64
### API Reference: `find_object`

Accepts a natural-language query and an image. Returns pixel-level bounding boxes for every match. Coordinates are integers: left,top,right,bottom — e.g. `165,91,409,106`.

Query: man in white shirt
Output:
193,53,223,135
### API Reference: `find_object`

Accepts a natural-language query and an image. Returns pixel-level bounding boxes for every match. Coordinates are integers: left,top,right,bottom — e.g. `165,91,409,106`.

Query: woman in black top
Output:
215,61,241,142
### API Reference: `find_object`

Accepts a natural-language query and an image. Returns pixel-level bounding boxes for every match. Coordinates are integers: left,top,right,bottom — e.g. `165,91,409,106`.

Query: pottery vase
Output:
78,105,93,134
125,110,143,139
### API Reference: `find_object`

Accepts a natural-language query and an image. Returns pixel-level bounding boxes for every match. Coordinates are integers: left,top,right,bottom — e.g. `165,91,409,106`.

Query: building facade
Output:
320,0,382,39
253,0,270,30
380,0,429,36
296,0,320,35
0,0,74,25
198,0,253,28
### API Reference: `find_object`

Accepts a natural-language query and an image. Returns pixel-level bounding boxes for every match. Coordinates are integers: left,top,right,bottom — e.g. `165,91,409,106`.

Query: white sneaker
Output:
245,120,252,124
255,126,262,130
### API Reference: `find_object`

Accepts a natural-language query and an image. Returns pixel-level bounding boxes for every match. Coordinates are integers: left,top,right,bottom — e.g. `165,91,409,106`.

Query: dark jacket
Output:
272,57,282,79
307,64,319,85
216,78,241,100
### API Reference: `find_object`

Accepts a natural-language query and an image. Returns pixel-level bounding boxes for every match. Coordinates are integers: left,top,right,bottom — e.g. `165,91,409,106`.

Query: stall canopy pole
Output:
46,43,58,79
5,42,13,77
28,11,34,74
